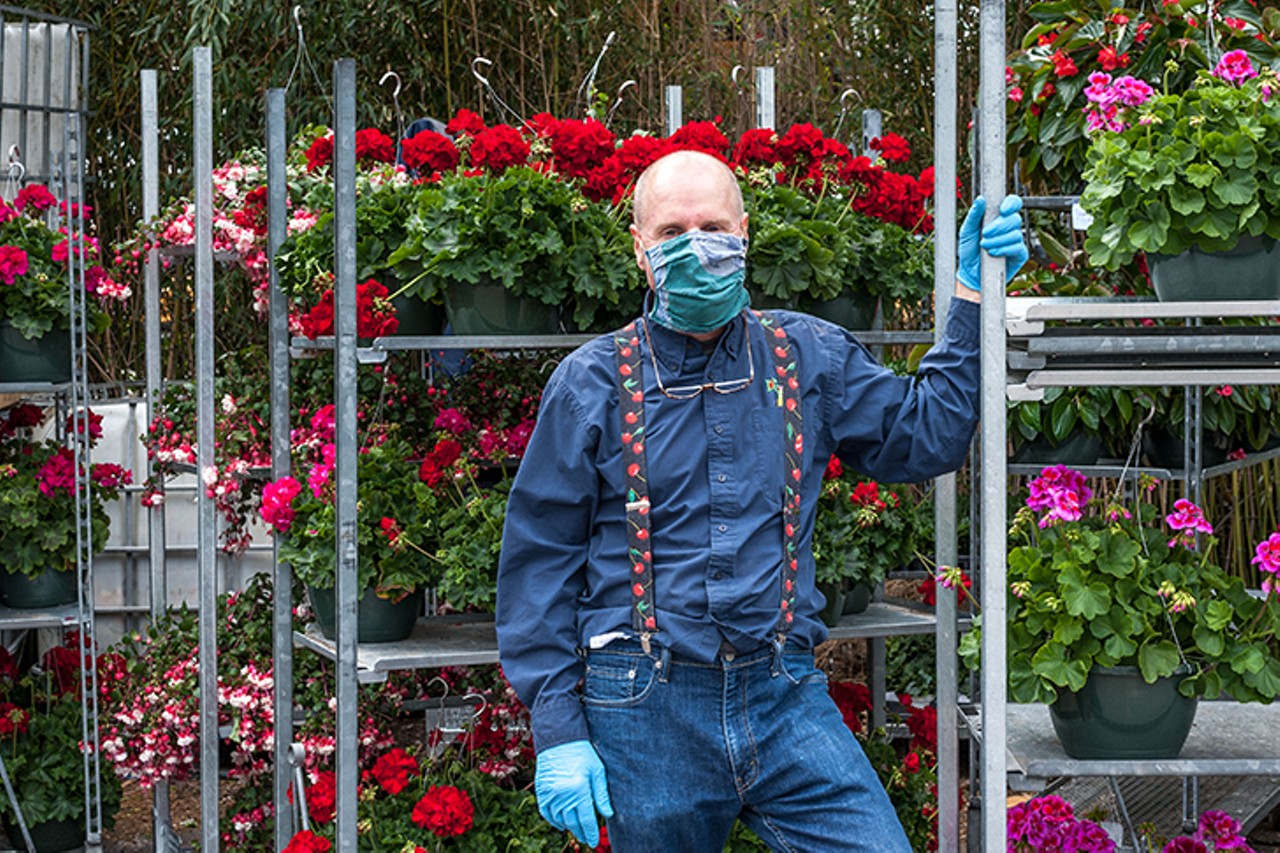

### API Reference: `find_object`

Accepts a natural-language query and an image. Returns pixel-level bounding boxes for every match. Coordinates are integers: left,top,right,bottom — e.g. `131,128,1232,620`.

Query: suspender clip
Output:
625,498,651,513
641,632,653,655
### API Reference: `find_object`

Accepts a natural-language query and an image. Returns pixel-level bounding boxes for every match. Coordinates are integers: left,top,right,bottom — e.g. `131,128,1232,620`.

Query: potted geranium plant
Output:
0,185,127,382
0,635,123,850
1079,51,1280,299
971,464,1280,760
386,114,641,334
812,455,918,625
0,404,131,608
260,421,439,644
732,124,933,326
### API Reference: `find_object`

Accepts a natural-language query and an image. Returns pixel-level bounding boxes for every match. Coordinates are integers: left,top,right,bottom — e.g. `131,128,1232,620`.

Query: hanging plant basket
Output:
0,568,78,610
1148,236,1280,302
0,324,71,385
444,281,560,335
1049,665,1198,760
306,585,424,644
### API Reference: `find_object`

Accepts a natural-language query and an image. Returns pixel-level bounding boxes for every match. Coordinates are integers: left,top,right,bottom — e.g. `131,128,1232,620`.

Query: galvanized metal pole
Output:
977,0,1009,849
861,109,883,160
933,0,961,848
192,45,220,853
266,86,295,850
332,57,361,853
664,85,683,136
754,66,775,130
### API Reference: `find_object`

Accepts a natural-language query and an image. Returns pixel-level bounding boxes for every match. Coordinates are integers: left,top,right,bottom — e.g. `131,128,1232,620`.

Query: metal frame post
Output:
933,0,961,847
663,85,682,136
754,66,775,129
266,86,295,849
332,57,360,853
139,67,174,846
977,0,1009,849
192,45,220,853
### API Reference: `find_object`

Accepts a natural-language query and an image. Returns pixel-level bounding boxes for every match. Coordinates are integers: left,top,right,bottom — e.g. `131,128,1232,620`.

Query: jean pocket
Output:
779,650,828,687
583,651,661,707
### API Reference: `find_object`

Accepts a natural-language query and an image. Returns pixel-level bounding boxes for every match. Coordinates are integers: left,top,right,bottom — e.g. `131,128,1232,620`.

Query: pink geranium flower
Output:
1213,49,1258,85
0,245,28,284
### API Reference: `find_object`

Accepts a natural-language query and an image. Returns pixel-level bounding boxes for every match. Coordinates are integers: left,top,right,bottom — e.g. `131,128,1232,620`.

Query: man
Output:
496,148,1026,851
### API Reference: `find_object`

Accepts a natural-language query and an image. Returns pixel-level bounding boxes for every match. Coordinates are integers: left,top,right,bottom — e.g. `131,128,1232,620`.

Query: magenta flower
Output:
1027,465,1093,526
1194,809,1248,849
1113,75,1154,107
1167,498,1213,535
260,476,302,532
433,407,474,436
37,447,77,497
0,245,28,285
1084,72,1115,105
1252,532,1280,595
1213,49,1258,85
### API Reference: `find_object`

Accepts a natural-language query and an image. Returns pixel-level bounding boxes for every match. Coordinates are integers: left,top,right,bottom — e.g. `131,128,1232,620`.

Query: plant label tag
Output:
423,696,484,759
1071,202,1094,232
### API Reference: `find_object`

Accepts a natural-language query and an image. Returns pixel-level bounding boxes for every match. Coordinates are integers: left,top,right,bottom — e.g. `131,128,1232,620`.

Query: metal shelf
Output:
827,599,971,640
293,600,960,683
0,603,85,631
991,702,1280,780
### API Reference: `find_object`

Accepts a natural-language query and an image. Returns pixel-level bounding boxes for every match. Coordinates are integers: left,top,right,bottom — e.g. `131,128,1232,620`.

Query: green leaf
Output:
1193,624,1225,657
1137,640,1182,682
1127,202,1172,252
1060,564,1110,620
1032,643,1089,692
1210,170,1258,206
1184,162,1221,188
1168,183,1206,216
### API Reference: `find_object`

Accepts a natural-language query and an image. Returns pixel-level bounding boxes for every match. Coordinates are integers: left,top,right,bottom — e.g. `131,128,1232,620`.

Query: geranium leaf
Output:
1127,203,1171,252
1168,183,1206,216
1184,162,1220,188
1032,643,1089,692
1137,640,1181,681
1210,170,1257,206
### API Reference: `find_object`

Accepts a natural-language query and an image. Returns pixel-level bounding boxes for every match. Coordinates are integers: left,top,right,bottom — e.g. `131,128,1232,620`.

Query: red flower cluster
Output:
296,279,400,339
305,770,337,824
13,183,56,212
411,785,474,837
468,124,531,172
355,128,395,166
446,108,486,136
401,129,459,174
824,454,844,481
232,185,269,237
868,132,911,164
418,438,462,487
0,702,29,736
899,693,938,754
547,117,617,179
304,134,334,173
369,746,419,795
282,830,332,853
829,680,873,734
851,481,888,511
668,120,730,157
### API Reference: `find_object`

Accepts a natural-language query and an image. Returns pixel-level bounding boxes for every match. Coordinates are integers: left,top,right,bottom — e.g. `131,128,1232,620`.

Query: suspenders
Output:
613,311,803,652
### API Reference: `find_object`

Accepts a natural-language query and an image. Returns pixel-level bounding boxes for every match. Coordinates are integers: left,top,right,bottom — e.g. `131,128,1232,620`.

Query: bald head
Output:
632,149,744,230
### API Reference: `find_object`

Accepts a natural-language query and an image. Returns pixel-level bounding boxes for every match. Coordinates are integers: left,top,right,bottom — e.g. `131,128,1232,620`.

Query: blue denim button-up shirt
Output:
496,301,980,752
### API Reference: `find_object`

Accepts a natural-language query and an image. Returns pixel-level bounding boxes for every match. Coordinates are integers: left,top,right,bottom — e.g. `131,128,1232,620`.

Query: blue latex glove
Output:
957,194,1030,291
535,739,613,847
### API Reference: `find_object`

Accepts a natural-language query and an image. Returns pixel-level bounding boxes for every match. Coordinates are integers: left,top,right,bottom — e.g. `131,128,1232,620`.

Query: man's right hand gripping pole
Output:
535,739,614,847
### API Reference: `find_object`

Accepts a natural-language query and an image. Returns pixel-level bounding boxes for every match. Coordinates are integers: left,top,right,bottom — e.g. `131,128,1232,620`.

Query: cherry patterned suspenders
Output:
612,311,803,653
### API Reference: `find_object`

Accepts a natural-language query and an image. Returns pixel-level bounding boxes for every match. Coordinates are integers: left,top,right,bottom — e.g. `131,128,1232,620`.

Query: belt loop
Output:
656,645,671,683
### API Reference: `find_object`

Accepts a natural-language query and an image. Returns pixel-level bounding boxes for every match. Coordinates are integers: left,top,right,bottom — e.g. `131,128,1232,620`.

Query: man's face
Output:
630,164,748,289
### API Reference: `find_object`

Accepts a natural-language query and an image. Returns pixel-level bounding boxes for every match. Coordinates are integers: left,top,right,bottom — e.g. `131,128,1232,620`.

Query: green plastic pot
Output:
0,323,71,384
841,580,875,616
1148,235,1280,302
307,586,424,644
0,569,78,609
389,293,445,337
444,281,560,335
1049,665,1198,759
805,292,880,331
3,816,85,852
817,580,847,628
1011,430,1103,467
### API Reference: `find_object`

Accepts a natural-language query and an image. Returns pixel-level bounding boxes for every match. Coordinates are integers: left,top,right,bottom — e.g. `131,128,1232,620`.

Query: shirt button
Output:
717,474,727,483
710,572,722,581
718,524,727,533
714,425,724,435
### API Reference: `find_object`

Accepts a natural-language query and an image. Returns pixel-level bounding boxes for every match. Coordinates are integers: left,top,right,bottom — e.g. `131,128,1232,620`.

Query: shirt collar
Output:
642,304,750,376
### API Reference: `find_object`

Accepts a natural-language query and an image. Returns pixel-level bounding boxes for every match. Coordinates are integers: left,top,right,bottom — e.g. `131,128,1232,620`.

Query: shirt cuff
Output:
530,693,590,754
945,296,980,347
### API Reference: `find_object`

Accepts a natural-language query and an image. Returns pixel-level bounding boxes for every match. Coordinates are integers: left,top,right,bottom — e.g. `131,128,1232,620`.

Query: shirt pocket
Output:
749,405,784,511
582,651,662,707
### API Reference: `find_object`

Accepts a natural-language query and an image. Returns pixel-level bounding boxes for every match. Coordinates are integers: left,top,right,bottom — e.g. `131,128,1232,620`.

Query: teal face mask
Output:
643,230,749,334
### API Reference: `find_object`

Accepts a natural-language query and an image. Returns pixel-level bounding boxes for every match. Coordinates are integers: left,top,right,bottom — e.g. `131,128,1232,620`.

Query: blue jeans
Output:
582,638,912,852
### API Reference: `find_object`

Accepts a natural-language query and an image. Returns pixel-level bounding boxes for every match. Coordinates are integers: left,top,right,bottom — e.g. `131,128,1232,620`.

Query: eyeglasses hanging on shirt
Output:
641,311,755,400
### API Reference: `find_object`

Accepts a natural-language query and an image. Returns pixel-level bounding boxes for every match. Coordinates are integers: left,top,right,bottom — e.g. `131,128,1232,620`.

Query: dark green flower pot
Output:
805,292,880,331
841,580,874,616
747,284,796,311
390,293,445,337
1149,235,1280,302
3,816,85,852
817,580,847,628
307,585,424,644
0,569,78,609
0,323,71,384
1142,426,1229,469
1049,665,1198,760
1010,430,1102,467
444,282,560,335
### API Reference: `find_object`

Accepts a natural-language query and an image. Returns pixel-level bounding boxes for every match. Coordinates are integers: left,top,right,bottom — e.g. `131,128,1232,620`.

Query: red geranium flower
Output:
668,120,729,157
614,134,674,176
282,830,332,853
548,117,616,179
355,128,395,165
14,183,56,212
402,130,460,174
0,245,28,285
732,128,779,167
0,703,29,737
829,681,872,734
1051,50,1078,78
419,439,463,486
411,785,474,837
370,747,419,795
469,124,530,171
446,108,486,136
824,455,844,481
582,156,631,204
870,132,911,163
523,111,559,139
775,123,825,166
305,134,334,173
1097,46,1129,71
306,771,337,825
